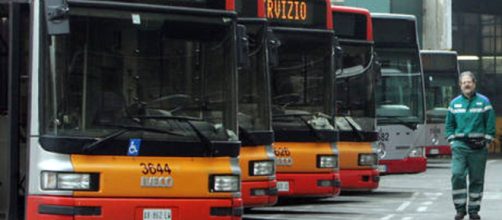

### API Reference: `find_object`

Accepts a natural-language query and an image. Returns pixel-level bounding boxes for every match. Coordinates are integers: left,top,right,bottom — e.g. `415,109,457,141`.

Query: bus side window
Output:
1,13,8,114
0,68,5,114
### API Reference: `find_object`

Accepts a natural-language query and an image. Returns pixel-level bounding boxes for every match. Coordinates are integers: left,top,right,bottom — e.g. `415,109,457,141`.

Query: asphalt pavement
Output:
244,157,502,220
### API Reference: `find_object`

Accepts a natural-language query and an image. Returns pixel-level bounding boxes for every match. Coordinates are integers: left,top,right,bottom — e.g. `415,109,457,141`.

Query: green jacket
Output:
445,92,496,142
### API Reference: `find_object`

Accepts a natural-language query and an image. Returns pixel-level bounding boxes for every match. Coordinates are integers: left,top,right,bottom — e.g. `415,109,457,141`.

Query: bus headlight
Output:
210,175,240,192
41,171,98,191
250,160,275,176
317,155,338,168
408,147,425,158
359,153,378,166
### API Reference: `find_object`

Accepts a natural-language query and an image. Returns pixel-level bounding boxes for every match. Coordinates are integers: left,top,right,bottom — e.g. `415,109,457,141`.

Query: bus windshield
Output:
422,52,459,123
238,24,271,132
375,47,424,125
336,41,375,132
42,7,237,142
1,7,7,113
270,30,335,132
270,31,333,118
424,72,458,123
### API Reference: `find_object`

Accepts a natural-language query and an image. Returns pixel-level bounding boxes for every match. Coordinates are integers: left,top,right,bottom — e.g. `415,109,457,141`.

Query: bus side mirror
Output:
332,36,343,75
236,25,250,68
373,52,382,81
335,45,344,76
267,30,280,67
44,0,70,35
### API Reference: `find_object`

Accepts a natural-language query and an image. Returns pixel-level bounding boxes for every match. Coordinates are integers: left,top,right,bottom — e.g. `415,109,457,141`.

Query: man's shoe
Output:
469,213,481,220
455,212,466,220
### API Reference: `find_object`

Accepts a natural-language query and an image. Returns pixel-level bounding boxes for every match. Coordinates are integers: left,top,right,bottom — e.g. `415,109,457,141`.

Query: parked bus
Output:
1,0,250,219
266,0,341,197
237,0,278,207
372,14,427,174
421,50,459,157
331,6,380,190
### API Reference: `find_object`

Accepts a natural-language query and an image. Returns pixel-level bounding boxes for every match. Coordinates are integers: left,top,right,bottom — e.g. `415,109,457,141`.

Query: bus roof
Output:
371,13,416,22
332,5,370,16
372,13,418,47
421,50,459,72
420,50,458,56
238,0,265,18
98,0,236,11
332,5,372,40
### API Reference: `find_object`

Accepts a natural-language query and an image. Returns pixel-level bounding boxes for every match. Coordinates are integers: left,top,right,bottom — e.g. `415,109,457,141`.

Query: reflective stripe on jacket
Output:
445,92,496,142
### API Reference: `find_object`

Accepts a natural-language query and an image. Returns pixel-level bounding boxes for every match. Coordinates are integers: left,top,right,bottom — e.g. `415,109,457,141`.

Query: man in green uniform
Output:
445,71,496,220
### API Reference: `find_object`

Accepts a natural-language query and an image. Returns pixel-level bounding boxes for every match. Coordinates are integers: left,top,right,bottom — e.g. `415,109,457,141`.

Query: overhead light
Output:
458,55,479,61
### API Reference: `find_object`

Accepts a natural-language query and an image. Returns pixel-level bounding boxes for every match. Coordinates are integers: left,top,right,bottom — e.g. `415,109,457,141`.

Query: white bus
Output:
372,13,427,174
421,50,459,157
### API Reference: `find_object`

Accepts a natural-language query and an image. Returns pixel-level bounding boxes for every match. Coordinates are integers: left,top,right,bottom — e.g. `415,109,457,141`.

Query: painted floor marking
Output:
380,214,395,220
417,206,428,212
396,201,411,212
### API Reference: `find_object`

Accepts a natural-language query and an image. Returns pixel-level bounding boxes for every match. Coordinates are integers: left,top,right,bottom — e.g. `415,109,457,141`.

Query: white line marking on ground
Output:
483,192,502,200
417,206,428,212
424,192,443,197
396,201,411,212
421,201,433,205
380,214,395,220
401,217,413,220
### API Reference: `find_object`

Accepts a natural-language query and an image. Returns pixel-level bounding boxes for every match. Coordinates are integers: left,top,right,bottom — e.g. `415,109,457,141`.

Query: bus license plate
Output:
430,149,439,155
277,181,290,192
377,165,387,173
143,209,172,220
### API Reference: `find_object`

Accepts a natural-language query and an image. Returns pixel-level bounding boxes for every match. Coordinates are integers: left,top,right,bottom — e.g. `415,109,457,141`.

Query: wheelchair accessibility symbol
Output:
128,139,142,156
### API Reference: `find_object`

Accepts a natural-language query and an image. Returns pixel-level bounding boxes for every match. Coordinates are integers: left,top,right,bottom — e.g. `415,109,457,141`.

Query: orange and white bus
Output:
2,0,249,219
266,0,341,197
332,6,380,190
237,0,278,207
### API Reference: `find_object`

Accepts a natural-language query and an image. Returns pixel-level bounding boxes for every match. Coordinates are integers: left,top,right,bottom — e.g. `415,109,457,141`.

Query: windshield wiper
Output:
377,116,419,130
138,115,215,155
274,112,334,141
82,124,186,153
341,116,365,141
239,125,259,146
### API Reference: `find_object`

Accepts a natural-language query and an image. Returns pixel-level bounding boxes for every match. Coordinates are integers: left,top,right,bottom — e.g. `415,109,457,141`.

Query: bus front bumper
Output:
378,157,427,174
276,172,341,197
26,195,243,220
241,179,278,207
339,169,380,190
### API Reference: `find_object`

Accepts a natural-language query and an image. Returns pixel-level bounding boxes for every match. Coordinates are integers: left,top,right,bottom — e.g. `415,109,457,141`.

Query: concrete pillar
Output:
422,0,452,50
